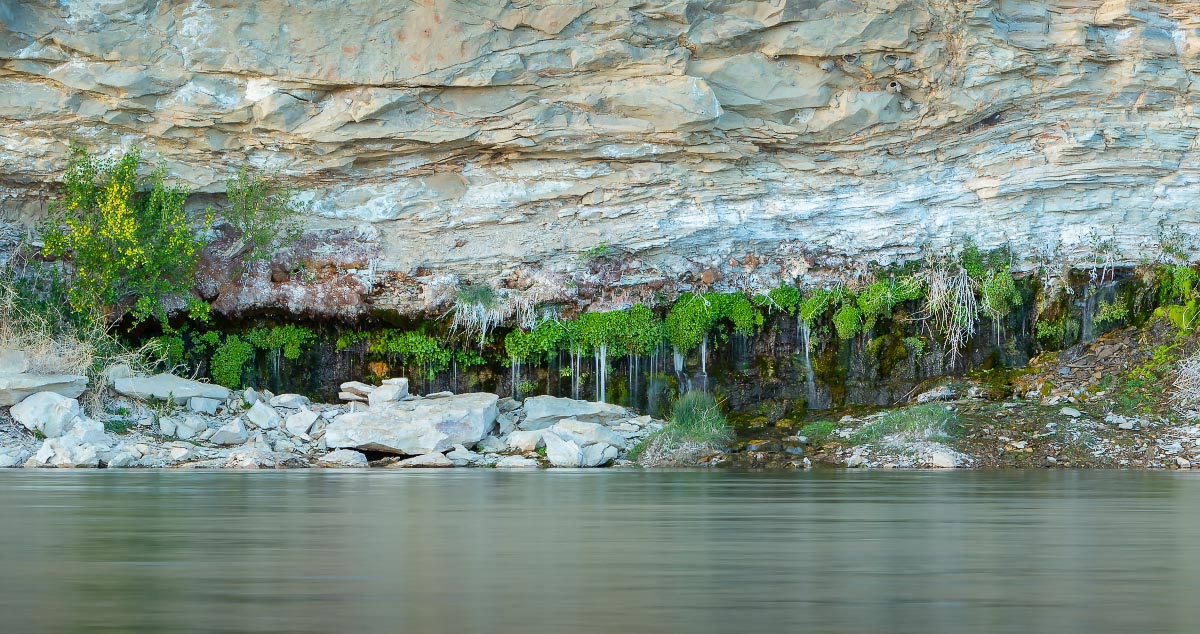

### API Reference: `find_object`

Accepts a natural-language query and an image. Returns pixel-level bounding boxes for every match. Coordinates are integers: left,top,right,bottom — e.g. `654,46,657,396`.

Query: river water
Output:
2,469,1198,633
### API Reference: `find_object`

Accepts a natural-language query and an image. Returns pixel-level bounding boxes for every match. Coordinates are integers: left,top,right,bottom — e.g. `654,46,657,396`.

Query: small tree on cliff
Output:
220,166,305,270
41,144,211,325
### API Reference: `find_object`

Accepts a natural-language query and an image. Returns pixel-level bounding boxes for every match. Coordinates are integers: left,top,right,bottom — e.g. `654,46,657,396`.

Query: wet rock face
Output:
3,1,1200,315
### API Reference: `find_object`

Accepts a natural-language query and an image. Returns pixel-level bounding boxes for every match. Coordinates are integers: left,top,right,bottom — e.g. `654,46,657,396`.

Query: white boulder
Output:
389,452,454,468
581,442,619,467
285,409,320,439
495,455,539,468
114,374,230,404
446,444,482,466
10,392,84,438
368,381,409,408
210,418,250,446
317,449,369,468
187,397,222,415
325,392,498,455
548,419,627,450
247,401,282,429
30,418,112,468
543,432,583,467
269,393,310,409
504,429,547,452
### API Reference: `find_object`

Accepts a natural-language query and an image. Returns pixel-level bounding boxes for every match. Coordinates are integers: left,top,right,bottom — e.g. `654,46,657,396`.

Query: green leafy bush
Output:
832,301,862,339
1093,299,1128,329
980,270,1021,322
246,325,316,359
221,166,304,265
664,292,761,351
41,144,210,324
798,288,837,327
755,285,801,314
210,334,254,388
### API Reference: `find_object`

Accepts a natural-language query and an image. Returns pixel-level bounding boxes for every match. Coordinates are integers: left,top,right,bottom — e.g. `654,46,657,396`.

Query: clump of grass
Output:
668,391,734,444
103,419,135,434
850,404,962,445
799,420,837,441
0,278,163,414
630,391,733,464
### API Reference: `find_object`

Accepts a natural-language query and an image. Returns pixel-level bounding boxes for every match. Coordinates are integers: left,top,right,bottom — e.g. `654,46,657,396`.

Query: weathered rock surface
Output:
505,429,547,453
114,375,230,405
522,397,629,424
389,452,454,468
317,449,369,468
325,392,498,455
368,381,409,409
495,455,540,469
209,418,249,446
269,394,310,410
10,391,83,438
0,374,88,407
4,1,1196,319
29,418,112,468
246,401,282,430
0,349,30,375
284,409,319,439
159,415,208,441
225,448,309,469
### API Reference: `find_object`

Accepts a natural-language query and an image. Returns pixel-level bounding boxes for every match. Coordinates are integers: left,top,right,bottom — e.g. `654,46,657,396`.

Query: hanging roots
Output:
451,283,504,348
921,265,978,362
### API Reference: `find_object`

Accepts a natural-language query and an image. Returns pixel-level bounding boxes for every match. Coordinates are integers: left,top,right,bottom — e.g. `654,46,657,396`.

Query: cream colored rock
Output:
1,0,1197,322
325,392,498,455
389,452,454,468
504,429,547,453
114,375,229,405
10,392,83,438
285,409,320,439
317,449,369,468
0,374,88,407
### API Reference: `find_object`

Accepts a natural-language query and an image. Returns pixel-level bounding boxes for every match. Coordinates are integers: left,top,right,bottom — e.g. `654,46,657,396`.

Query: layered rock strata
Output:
2,1,1198,318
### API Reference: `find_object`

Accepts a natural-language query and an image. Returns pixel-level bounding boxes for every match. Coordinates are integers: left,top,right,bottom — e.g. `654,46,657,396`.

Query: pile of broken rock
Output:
0,353,665,469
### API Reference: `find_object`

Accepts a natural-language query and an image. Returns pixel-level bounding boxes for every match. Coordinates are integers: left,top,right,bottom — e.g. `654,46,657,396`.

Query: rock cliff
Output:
2,0,1198,318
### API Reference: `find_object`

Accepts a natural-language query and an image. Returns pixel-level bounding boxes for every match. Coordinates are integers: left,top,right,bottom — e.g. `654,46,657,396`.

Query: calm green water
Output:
1,470,1199,633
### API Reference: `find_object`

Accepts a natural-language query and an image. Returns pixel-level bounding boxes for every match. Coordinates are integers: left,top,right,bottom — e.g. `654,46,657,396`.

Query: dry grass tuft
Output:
1173,349,1200,414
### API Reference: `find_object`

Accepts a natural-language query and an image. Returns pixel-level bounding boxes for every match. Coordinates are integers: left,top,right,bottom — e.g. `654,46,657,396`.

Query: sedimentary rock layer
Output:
2,1,1198,316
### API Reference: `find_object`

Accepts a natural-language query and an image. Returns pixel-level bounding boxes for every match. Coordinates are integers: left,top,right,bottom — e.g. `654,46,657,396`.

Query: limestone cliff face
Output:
1,0,1198,318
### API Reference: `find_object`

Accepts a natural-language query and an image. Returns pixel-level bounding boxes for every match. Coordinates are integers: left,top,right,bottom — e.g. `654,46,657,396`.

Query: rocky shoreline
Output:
3,317,1198,471
0,355,667,469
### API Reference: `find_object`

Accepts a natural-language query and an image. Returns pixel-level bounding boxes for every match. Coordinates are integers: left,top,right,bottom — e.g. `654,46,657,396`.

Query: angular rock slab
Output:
30,418,112,468
521,395,629,421
10,391,83,438
0,348,30,375
325,392,498,455
317,449,369,468
388,452,454,468
247,401,282,429
0,373,88,407
114,374,230,404
548,419,627,450
210,418,250,446
495,455,540,468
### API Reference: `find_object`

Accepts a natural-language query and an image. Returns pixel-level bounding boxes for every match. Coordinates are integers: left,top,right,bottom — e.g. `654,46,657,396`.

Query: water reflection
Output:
1,470,1199,633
